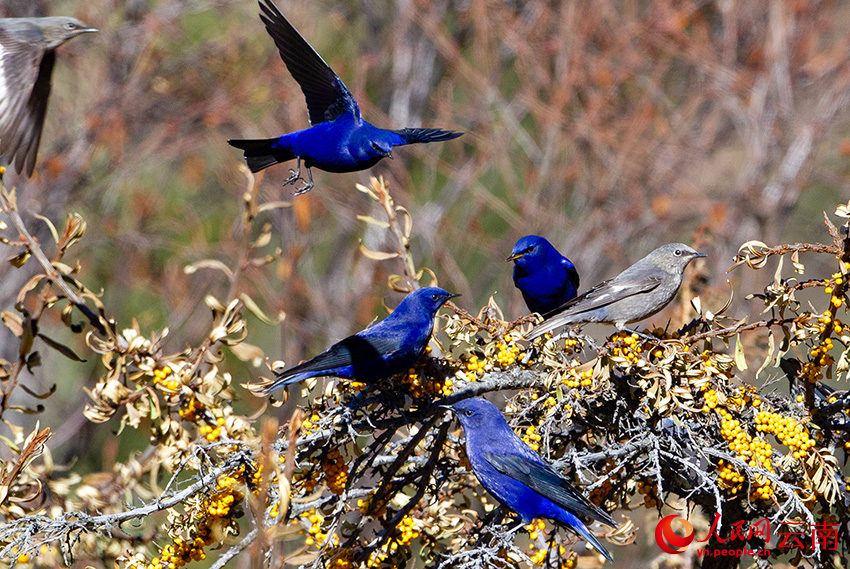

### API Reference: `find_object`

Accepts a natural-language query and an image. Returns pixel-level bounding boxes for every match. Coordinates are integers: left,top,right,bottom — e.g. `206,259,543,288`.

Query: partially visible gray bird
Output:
0,16,97,176
527,243,705,340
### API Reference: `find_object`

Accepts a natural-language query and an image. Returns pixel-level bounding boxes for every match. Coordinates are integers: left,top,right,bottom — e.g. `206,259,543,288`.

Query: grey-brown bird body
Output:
527,243,704,340
0,17,97,176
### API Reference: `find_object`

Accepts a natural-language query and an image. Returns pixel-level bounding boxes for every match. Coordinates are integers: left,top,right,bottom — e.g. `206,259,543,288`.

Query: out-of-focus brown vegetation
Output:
2,0,850,567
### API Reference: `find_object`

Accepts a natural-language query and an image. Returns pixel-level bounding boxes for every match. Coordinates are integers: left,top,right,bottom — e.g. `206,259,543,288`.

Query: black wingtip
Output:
393,127,464,144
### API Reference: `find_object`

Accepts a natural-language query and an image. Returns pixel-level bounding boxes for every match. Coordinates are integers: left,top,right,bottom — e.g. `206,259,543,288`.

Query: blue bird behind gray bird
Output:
528,243,704,340
508,235,579,314
0,16,97,176
262,287,458,393
451,398,617,562
228,0,462,194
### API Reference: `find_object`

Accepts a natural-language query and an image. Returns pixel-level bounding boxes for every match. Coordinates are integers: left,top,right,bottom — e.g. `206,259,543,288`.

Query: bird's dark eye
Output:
674,249,683,256
431,294,439,301
64,22,77,30
464,409,474,417
371,142,381,151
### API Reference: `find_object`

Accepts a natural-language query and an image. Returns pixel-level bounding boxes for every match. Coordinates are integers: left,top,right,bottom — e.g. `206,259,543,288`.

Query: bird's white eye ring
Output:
64,22,76,29
674,249,683,256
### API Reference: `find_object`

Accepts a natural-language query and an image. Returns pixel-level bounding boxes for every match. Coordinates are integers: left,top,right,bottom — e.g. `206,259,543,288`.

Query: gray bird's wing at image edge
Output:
0,29,47,175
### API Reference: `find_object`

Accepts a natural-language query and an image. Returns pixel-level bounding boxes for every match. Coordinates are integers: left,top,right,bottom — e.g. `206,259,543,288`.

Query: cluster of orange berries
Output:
522,424,543,452
495,342,522,367
825,272,846,308
199,417,225,442
609,333,644,367
139,468,246,569
636,479,659,508
401,369,451,398
754,410,815,459
715,460,746,493
562,368,592,389
364,516,420,568
301,509,339,549
323,448,349,495
301,413,322,435
323,548,354,569
464,354,488,381
152,366,180,391
178,397,203,421
702,390,774,498
357,492,388,516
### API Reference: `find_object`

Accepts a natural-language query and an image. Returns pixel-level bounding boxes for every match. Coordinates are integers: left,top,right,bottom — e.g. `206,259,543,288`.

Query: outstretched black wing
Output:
259,0,358,124
484,453,616,527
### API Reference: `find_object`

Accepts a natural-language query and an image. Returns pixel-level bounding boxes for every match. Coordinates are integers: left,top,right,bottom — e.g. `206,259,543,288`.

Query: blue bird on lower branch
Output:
261,287,458,394
508,235,580,315
451,398,617,563
228,0,463,195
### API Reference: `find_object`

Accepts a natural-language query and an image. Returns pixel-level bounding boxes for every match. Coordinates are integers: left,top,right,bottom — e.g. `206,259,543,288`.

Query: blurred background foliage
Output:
1,0,850,563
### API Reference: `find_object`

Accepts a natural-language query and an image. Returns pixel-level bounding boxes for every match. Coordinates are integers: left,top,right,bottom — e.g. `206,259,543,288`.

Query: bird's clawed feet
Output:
284,162,315,195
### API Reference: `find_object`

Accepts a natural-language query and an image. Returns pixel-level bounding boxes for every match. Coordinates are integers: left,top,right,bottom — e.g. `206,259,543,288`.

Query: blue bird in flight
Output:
262,287,459,393
229,0,463,194
508,235,580,315
451,398,617,563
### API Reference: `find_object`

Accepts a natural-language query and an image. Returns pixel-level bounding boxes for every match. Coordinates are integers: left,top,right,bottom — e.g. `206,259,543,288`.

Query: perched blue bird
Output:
262,287,459,393
229,0,463,194
507,236,580,315
451,398,617,562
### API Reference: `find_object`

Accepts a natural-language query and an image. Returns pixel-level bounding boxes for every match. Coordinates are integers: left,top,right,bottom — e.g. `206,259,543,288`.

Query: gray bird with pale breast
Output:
527,243,705,340
0,16,97,176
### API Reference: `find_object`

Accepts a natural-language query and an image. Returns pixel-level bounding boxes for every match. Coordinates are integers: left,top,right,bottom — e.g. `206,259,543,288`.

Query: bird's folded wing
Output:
484,453,616,527
274,334,402,378
259,0,358,124
0,32,48,175
560,257,580,290
541,273,663,320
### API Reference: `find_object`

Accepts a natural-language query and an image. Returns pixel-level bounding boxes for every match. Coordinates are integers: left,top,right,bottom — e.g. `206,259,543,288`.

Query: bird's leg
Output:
284,157,302,185
620,327,660,343
292,166,315,195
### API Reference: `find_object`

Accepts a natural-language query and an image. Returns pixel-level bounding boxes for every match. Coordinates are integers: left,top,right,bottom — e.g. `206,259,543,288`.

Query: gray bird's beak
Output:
694,252,707,258
80,27,99,34
447,293,461,300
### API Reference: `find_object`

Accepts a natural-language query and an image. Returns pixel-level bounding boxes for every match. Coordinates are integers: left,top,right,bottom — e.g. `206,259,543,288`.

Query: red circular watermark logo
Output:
655,515,695,554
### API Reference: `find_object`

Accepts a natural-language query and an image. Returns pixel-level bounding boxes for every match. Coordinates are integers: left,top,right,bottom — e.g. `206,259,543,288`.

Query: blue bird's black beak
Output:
506,247,530,262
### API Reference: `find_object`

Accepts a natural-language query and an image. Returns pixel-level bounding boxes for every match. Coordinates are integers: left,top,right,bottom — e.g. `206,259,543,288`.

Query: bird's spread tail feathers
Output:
392,127,463,145
228,138,293,172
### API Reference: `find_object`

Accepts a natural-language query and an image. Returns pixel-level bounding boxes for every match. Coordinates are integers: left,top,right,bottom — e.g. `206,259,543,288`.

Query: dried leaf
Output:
7,250,30,268
37,333,86,362
356,215,390,228
734,334,747,371
359,242,398,261
240,293,285,325
184,259,234,279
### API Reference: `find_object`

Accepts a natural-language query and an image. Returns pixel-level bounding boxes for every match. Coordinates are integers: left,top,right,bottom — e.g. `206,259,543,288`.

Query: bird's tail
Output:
228,138,293,173
391,127,463,145
260,370,313,395
556,511,614,563
573,523,614,563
